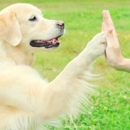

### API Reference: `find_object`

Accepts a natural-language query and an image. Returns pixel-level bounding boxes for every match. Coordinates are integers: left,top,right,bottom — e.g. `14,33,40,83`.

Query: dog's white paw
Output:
86,32,106,58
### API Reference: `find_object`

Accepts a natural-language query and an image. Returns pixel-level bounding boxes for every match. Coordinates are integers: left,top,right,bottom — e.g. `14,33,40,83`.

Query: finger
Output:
103,10,119,46
103,10,114,29
102,22,106,32
103,10,117,36
103,10,116,34
105,30,114,64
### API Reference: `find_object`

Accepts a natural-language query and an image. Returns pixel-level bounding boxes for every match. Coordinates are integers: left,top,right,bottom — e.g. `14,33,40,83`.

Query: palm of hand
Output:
102,10,123,68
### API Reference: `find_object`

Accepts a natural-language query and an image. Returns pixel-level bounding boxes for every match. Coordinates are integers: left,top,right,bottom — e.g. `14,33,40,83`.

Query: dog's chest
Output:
4,117,46,130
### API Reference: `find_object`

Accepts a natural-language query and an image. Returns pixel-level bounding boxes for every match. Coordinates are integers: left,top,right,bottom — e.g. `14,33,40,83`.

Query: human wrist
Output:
111,56,124,70
113,57,130,71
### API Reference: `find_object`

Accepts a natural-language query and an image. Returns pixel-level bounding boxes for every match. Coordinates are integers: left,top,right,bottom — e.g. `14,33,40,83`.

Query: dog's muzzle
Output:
30,21,64,48
30,37,61,48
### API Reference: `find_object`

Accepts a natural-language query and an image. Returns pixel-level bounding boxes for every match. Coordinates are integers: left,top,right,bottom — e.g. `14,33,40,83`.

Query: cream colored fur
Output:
0,3,106,130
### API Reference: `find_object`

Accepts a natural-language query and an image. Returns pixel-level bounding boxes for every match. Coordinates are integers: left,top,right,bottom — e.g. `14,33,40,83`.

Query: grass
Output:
1,0,130,129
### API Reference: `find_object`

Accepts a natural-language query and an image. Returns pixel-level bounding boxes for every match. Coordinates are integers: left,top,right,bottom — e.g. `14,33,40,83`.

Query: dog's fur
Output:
0,3,106,130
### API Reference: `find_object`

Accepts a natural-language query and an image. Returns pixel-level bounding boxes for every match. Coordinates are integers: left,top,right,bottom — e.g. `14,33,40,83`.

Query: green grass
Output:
1,0,130,129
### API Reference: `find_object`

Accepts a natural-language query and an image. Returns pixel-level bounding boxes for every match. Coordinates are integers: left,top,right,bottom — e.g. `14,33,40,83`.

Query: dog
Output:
0,3,106,130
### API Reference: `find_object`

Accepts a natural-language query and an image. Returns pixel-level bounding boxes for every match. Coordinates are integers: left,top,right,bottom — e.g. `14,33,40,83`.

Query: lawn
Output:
0,0,130,129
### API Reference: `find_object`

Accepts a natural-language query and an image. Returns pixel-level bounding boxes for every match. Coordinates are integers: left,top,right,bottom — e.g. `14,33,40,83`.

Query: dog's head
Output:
0,3,64,52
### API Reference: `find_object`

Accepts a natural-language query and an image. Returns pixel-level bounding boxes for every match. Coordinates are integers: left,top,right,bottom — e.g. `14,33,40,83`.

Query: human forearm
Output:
113,58,130,72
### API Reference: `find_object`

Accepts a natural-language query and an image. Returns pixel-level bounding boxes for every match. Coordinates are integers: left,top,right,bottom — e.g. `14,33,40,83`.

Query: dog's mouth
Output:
30,37,61,48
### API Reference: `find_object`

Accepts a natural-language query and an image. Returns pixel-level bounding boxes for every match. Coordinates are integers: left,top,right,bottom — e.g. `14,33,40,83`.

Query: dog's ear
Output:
0,11,22,46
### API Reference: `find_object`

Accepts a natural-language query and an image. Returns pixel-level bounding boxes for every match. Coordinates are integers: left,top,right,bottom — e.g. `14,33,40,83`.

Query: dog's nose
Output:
57,21,64,29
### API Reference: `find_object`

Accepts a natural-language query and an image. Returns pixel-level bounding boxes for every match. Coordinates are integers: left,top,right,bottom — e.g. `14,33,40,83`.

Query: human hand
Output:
102,10,124,69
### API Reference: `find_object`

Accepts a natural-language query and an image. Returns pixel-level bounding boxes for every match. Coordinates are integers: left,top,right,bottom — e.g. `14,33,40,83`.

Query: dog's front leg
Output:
0,33,106,123
41,32,106,119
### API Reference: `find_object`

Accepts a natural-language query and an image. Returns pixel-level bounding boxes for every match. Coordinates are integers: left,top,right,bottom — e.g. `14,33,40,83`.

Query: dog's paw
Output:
86,32,106,58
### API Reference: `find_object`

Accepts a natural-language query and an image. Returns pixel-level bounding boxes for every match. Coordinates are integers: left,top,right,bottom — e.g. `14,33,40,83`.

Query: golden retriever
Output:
0,3,106,130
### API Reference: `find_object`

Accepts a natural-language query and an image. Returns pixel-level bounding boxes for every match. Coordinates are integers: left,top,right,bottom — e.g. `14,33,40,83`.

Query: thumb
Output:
106,29,115,46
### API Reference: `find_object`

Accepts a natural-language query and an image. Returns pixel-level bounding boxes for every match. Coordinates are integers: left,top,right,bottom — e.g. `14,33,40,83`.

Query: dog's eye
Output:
29,15,37,21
